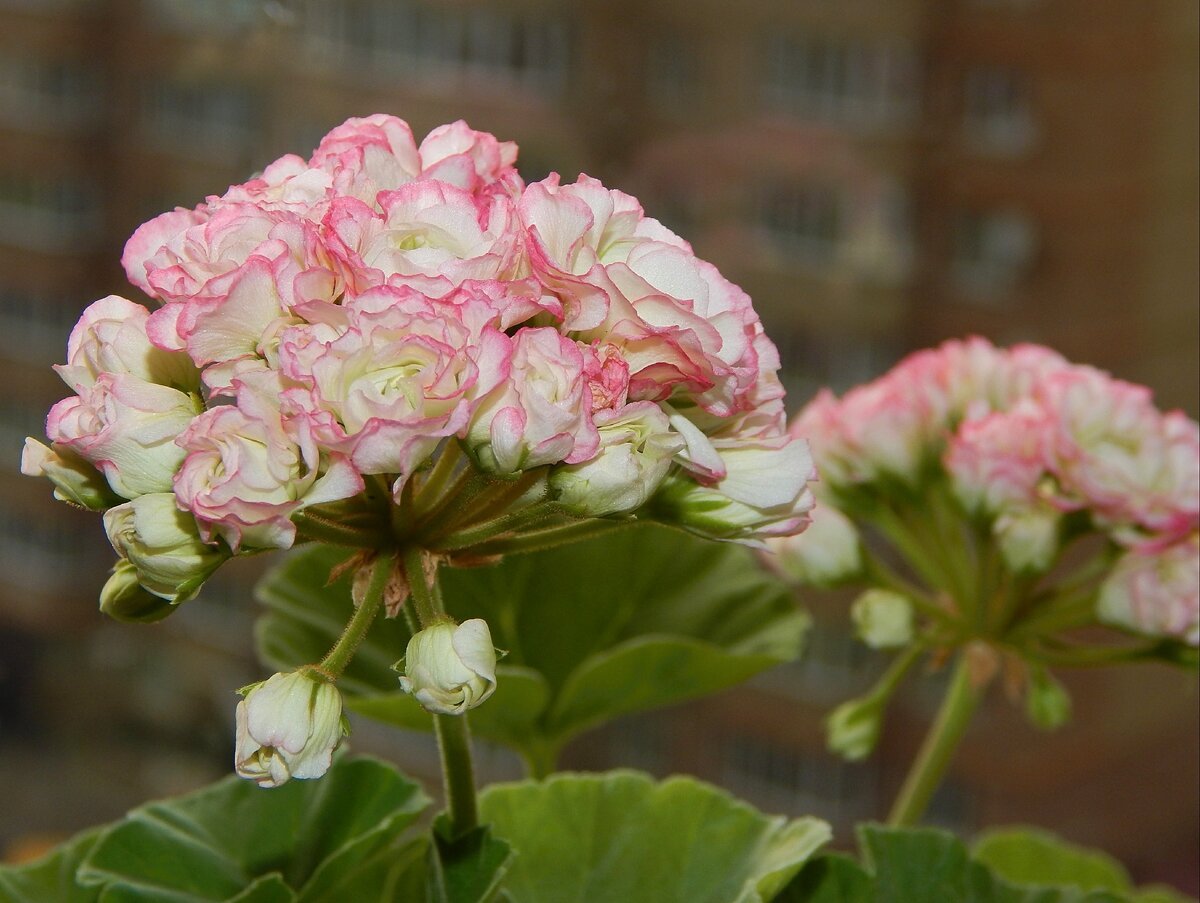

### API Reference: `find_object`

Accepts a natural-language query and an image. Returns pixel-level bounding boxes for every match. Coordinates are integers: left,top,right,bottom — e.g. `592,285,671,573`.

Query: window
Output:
962,65,1036,154
0,174,102,250
757,183,845,263
139,79,259,159
763,33,919,129
648,36,702,112
300,0,569,95
0,287,82,362
0,56,103,131
144,0,264,33
842,181,914,285
951,209,1037,298
720,732,878,819
0,504,108,592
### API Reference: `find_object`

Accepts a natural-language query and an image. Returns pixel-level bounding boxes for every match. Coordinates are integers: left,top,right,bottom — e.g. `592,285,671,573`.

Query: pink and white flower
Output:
1098,537,1199,646
309,113,421,207
46,374,200,499
326,182,520,295
282,286,509,489
467,327,599,474
418,120,521,197
174,380,362,550
54,295,198,393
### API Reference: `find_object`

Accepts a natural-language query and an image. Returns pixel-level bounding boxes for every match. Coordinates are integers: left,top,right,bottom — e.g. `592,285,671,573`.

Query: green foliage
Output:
478,770,831,903
0,756,512,903
257,525,808,769
0,825,106,903
778,825,1197,903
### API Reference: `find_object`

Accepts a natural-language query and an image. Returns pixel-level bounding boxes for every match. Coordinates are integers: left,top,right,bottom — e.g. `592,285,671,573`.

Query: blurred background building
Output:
1,0,1196,889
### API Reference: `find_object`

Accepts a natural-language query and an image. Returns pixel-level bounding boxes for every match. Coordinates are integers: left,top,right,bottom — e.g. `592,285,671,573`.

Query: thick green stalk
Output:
887,654,984,827
402,545,480,839
319,552,392,678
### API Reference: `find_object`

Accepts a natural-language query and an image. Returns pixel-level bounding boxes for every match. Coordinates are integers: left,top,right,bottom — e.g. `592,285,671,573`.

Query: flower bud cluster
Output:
24,114,816,614
781,337,1198,646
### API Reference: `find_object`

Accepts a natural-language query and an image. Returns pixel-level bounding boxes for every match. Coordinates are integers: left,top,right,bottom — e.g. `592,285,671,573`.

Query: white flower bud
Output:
825,693,885,762
235,670,347,788
995,508,1061,574
766,502,862,586
99,559,175,623
1025,665,1071,731
650,437,816,544
21,438,121,511
398,619,497,715
549,402,683,517
851,589,915,650
103,493,229,603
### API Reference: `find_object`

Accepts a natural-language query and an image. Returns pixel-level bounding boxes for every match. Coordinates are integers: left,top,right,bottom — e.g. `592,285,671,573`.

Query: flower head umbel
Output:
398,619,498,715
22,113,815,786
235,670,347,788
769,337,1200,762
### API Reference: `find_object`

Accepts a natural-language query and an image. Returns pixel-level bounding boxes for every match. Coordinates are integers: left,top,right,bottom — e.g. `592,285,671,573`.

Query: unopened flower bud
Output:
851,589,915,649
766,502,861,587
235,670,347,788
99,559,175,623
21,438,121,511
549,402,682,517
398,619,497,715
103,494,230,603
1025,665,1071,731
995,508,1060,574
825,693,885,761
651,439,816,543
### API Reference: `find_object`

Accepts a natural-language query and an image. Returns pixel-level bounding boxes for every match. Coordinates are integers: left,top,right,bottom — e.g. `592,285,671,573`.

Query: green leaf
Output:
0,826,106,903
781,826,1194,903
344,664,551,755
773,854,872,902
478,770,831,903
256,525,807,765
76,756,428,901
973,828,1131,893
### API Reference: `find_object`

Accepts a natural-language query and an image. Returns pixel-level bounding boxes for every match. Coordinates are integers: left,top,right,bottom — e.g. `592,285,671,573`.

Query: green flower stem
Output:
1007,587,1100,640
869,504,956,599
522,740,563,781
875,643,926,700
293,510,389,548
401,544,480,839
430,501,566,552
414,440,465,515
1028,640,1167,668
468,516,634,557
929,489,979,619
413,466,496,541
402,545,440,629
434,712,480,836
467,469,547,521
861,554,954,628
318,552,392,678
887,653,984,827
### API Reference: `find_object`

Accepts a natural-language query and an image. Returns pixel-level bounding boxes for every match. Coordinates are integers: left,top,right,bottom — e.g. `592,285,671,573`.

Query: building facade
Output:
1,0,1196,885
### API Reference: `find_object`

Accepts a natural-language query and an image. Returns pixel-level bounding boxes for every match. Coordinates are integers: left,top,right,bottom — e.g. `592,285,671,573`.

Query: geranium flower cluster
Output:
778,337,1199,647
23,114,815,615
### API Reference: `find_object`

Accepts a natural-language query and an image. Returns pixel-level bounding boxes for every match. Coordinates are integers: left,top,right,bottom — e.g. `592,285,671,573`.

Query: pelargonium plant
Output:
21,114,813,836
12,117,1195,902
769,336,1199,826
